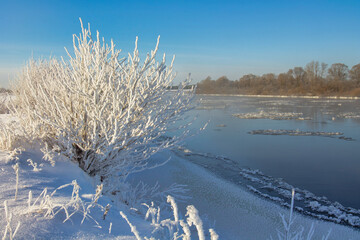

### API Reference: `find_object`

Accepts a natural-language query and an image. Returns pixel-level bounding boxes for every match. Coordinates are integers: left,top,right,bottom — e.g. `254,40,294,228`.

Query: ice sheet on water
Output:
257,99,295,106
196,105,227,110
174,147,360,228
249,129,342,136
337,112,360,119
248,129,355,141
233,111,311,120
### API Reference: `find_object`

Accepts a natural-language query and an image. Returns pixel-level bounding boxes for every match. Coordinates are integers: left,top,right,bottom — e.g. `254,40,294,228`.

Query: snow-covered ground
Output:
128,151,360,239
0,149,142,239
1,146,360,239
1,107,360,239
0,148,221,240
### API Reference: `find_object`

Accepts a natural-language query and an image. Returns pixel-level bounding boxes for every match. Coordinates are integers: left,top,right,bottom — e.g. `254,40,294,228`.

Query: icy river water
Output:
176,94,360,227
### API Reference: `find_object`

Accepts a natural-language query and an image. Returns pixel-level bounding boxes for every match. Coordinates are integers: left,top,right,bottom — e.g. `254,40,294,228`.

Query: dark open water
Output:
180,95,360,223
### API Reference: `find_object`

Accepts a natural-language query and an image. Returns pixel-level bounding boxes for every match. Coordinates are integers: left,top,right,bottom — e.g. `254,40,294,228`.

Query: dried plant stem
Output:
12,163,19,201
120,211,142,240
2,200,21,240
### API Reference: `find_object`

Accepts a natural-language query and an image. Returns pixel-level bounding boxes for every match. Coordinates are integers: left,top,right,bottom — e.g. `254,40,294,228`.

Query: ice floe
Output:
337,112,360,119
233,111,311,120
196,105,227,110
248,129,355,141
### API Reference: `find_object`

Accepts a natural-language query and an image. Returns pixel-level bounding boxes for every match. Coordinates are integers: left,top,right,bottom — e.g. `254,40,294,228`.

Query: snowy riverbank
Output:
129,151,360,239
0,147,360,239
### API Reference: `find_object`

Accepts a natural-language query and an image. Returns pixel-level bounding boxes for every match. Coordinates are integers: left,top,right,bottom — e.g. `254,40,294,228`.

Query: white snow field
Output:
0,148,220,240
127,151,360,240
0,115,360,239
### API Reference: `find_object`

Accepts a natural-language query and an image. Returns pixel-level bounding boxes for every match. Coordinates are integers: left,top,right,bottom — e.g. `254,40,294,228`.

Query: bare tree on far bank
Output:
196,61,360,97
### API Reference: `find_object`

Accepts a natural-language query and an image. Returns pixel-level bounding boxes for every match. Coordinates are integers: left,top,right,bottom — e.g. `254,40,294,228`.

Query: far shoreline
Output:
196,93,360,100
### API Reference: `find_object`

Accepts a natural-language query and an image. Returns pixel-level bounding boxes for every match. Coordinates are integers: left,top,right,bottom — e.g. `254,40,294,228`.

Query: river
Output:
176,94,360,227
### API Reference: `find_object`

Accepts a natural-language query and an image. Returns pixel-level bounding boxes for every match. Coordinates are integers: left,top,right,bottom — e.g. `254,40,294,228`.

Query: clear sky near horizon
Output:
0,0,359,87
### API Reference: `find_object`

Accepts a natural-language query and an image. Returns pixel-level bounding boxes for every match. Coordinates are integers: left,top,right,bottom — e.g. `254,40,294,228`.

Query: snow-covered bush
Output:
6,19,194,193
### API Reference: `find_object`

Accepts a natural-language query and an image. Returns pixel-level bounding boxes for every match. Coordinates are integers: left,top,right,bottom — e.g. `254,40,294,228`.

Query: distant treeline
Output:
167,85,195,90
0,88,11,94
196,61,360,97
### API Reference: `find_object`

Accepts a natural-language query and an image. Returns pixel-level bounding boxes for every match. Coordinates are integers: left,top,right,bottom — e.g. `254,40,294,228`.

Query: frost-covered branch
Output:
26,180,103,227
12,163,19,201
272,189,331,240
120,211,142,240
138,195,218,240
186,205,205,240
2,200,21,240
27,159,43,172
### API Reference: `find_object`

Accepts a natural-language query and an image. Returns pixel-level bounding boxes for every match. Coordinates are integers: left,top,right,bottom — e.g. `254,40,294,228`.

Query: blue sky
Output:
1,0,360,87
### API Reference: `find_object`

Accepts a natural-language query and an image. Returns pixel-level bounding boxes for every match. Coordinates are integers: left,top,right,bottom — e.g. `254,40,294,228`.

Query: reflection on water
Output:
184,95,360,211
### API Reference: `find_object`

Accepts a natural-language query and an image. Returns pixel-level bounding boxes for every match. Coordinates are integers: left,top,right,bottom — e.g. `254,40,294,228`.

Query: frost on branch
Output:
271,189,332,240
8,19,194,192
26,181,104,226
12,163,19,201
2,200,21,240
124,195,218,240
